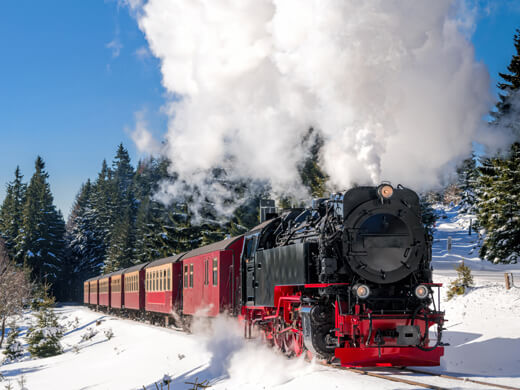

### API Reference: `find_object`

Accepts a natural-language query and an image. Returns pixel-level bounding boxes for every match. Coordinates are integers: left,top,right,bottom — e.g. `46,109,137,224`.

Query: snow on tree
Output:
15,156,66,287
26,290,63,358
63,180,106,300
476,29,520,264
3,319,23,362
0,166,27,265
456,154,478,213
419,195,437,236
104,144,137,272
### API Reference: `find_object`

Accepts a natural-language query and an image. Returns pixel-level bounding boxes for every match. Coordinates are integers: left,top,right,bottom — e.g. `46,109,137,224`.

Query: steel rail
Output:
396,366,520,390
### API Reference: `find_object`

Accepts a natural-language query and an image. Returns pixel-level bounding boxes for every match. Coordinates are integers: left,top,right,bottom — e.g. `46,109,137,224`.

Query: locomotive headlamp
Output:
415,285,429,299
378,184,394,199
354,284,370,299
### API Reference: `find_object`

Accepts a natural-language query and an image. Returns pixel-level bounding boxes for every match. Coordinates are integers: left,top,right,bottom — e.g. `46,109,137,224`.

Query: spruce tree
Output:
63,180,105,299
456,154,478,213
420,195,437,236
0,167,27,264
16,157,66,286
91,159,112,254
26,307,63,358
476,28,520,264
104,144,137,272
299,128,328,198
3,319,23,362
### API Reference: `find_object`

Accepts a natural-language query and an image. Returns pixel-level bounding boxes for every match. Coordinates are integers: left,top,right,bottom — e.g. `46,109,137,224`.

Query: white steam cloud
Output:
131,0,511,213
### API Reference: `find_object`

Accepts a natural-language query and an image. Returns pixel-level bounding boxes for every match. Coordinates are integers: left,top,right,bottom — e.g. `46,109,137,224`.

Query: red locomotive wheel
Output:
284,331,304,357
273,322,286,352
260,329,274,347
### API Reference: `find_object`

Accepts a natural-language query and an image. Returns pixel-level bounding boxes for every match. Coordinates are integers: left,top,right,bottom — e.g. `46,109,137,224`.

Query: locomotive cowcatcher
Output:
240,183,445,367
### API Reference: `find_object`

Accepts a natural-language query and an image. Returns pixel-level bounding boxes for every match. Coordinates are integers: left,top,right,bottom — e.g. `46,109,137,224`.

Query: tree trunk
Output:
0,317,5,348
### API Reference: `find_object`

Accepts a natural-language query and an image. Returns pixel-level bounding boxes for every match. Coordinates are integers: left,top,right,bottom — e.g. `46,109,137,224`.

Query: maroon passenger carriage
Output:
83,280,90,305
144,253,184,322
98,273,111,308
110,269,125,310
181,236,244,317
87,276,100,307
122,263,147,314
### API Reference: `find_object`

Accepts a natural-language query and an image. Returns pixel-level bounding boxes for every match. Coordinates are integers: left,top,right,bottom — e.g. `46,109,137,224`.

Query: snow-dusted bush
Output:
2,320,23,362
104,328,114,340
26,307,64,358
162,374,172,385
81,327,98,342
17,375,27,390
447,261,474,300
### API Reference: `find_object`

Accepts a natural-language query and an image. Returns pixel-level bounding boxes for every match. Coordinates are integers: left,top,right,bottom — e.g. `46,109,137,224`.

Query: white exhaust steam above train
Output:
128,0,513,215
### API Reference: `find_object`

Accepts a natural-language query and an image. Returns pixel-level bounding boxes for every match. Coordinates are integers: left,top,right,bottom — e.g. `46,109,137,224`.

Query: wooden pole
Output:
505,273,511,290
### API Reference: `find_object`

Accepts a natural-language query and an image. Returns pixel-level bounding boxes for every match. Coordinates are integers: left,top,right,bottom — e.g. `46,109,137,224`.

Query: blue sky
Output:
0,1,519,217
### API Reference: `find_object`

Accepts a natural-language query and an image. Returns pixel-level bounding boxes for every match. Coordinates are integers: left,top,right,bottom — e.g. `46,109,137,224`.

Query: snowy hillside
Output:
1,206,520,390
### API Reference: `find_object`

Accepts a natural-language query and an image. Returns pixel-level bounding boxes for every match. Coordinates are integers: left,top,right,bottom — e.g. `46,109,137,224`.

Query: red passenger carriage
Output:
88,276,99,306
182,236,244,317
110,269,125,310
144,253,185,315
83,281,89,305
123,263,148,311
98,274,111,308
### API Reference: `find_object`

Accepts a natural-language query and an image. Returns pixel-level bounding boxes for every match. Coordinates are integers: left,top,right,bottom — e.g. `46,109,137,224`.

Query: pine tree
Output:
103,144,137,272
91,159,112,255
299,128,328,198
420,195,437,236
3,319,23,362
456,154,478,213
16,157,66,286
477,146,520,263
476,28,520,264
26,307,63,358
0,167,27,264
26,286,63,358
447,261,474,300
62,180,105,299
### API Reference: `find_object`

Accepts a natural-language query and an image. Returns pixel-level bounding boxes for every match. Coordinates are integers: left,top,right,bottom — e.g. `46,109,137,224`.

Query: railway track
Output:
332,364,520,389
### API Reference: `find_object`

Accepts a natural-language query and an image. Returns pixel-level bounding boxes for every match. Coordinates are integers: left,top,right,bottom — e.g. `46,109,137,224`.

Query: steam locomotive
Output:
85,183,445,367
240,183,445,366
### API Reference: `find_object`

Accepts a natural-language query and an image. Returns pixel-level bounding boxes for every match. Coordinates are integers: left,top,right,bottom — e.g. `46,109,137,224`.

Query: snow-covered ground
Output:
1,206,519,390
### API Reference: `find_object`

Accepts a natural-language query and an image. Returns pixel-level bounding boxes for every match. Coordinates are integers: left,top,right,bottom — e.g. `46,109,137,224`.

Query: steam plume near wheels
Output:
128,0,512,215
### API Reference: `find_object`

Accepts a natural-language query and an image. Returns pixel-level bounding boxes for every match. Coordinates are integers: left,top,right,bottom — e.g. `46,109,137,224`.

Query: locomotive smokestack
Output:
259,199,277,223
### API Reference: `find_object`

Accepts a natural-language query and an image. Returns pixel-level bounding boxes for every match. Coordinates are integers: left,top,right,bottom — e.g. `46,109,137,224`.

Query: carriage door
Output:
242,234,258,305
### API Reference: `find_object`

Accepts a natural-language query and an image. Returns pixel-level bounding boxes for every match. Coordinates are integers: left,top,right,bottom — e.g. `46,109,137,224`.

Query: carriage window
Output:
189,264,194,288
213,258,218,286
204,259,208,285
184,265,188,288
167,268,171,290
